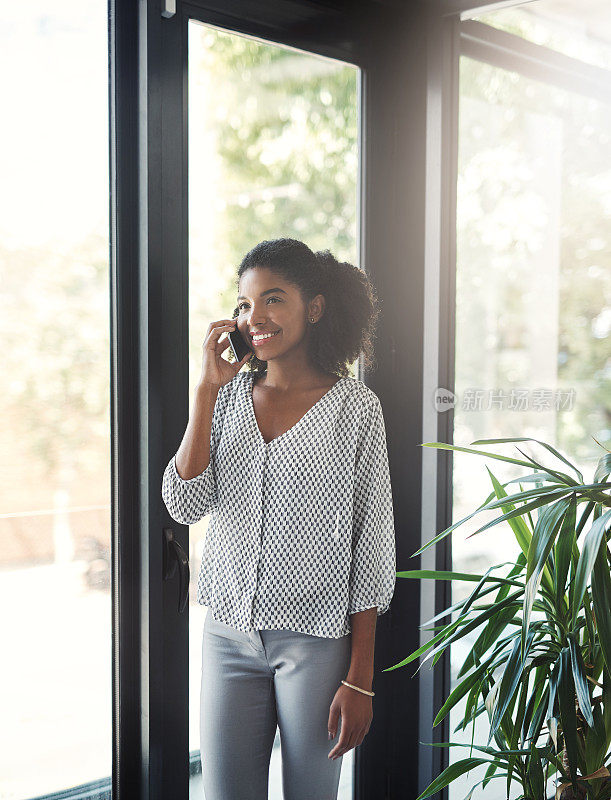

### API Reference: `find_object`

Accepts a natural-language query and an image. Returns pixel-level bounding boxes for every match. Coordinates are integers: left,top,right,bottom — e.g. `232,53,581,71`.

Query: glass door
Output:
0,1,112,798
184,21,360,798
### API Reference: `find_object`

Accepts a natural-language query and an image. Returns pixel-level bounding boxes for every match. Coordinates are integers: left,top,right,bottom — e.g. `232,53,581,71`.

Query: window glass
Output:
449,52,611,800
470,3,611,72
0,2,111,797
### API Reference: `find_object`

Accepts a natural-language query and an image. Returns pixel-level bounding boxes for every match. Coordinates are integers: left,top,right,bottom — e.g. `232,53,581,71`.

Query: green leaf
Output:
485,468,555,595
433,662,489,726
484,484,585,511
458,613,515,681
522,570,544,662
576,500,595,536
489,628,535,742
604,667,611,759
513,445,578,487
522,497,572,653
505,472,564,485
459,565,510,621
422,740,536,757
416,591,526,675
470,437,583,482
464,680,485,732
526,741,545,800
526,496,573,582
509,673,529,792
522,665,547,744
408,496,493,556
591,535,611,677
571,509,611,627
514,675,531,748
593,451,611,484
492,474,535,554
396,568,520,586
567,632,594,728
467,490,573,541
481,760,500,791
526,683,549,747
584,700,608,776
414,757,493,800
555,495,577,614
421,440,536,469
412,442,575,557
457,559,525,679
546,659,561,743
558,646,581,791
382,615,462,671
420,577,524,634
409,479,537,558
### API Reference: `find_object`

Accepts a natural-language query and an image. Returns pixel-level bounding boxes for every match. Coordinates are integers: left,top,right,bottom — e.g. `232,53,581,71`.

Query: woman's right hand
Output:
199,319,252,388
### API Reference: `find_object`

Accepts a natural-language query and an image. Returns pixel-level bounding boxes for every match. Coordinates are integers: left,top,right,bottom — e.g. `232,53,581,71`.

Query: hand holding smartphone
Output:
199,318,252,388
227,323,252,363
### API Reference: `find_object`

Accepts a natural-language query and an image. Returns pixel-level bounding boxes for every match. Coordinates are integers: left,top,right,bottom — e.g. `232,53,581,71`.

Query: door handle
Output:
162,527,190,613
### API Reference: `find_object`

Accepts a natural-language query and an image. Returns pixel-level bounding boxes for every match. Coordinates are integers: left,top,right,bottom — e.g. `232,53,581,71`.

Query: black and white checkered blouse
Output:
161,370,396,638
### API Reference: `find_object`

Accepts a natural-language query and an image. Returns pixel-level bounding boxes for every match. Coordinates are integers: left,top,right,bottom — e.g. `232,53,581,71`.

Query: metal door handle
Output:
162,527,190,613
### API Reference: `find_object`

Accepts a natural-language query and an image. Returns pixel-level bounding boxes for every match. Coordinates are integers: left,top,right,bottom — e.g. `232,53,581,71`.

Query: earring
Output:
310,317,315,323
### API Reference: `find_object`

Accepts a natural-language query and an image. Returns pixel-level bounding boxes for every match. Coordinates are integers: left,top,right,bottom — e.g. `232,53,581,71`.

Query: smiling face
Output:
237,266,324,363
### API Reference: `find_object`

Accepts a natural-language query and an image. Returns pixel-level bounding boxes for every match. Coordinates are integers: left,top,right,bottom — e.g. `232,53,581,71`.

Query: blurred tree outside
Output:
187,27,359,387
455,56,610,469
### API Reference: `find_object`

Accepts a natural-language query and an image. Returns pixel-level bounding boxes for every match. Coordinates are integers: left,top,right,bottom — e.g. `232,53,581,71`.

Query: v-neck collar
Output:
244,370,347,447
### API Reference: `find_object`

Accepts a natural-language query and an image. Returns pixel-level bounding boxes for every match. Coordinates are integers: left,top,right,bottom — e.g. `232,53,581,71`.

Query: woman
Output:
161,238,396,800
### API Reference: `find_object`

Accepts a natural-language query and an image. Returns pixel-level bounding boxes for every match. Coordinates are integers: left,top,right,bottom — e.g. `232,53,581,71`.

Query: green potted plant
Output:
387,437,611,800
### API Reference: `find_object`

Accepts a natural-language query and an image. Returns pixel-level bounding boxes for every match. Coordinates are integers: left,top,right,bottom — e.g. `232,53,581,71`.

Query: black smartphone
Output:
227,322,252,363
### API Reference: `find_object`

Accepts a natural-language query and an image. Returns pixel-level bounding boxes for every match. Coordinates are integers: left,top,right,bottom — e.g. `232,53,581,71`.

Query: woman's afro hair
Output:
230,237,380,378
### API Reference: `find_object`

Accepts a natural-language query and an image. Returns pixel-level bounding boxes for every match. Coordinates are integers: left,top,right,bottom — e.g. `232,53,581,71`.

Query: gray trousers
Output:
200,611,352,800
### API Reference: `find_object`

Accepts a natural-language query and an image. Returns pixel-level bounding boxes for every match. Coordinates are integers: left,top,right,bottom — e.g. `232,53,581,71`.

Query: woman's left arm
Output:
346,606,377,690
327,392,396,759
327,607,377,759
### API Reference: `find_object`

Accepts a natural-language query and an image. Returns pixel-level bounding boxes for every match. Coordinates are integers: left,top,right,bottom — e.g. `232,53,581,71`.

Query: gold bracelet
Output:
341,679,375,697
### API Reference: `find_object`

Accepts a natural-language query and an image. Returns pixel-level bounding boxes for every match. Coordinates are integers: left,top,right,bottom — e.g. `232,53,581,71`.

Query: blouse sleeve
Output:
161,379,233,525
348,391,396,617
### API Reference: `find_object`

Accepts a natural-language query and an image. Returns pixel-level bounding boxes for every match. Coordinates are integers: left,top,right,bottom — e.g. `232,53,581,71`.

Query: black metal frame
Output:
415,10,460,799
108,0,140,798
109,1,611,799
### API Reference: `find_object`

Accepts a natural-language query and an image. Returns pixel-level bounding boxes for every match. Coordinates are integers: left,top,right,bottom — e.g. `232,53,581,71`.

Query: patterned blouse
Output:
161,370,396,638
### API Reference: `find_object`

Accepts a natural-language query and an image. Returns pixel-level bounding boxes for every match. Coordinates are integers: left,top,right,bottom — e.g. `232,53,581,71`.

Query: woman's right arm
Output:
161,317,252,525
175,381,220,479
161,382,229,524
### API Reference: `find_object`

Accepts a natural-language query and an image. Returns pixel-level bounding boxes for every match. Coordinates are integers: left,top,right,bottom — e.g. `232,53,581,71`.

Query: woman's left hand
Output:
327,683,373,760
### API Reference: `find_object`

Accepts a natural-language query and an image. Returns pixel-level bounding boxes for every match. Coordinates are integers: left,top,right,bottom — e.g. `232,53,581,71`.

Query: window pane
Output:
470,2,611,72
0,2,111,799
187,22,359,799
449,54,611,800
